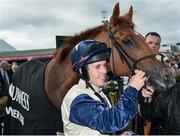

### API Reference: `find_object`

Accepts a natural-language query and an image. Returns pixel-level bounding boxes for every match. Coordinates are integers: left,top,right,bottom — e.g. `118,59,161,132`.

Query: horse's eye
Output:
122,37,133,46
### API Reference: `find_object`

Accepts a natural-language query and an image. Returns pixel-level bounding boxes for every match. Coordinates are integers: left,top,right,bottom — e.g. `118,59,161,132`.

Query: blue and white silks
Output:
61,79,138,135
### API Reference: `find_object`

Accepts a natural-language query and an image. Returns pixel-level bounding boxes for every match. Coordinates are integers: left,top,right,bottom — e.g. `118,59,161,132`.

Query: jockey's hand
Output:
142,85,154,98
129,70,147,91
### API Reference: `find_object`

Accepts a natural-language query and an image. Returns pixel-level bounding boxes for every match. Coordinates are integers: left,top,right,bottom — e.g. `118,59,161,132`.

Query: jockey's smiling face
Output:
87,60,107,87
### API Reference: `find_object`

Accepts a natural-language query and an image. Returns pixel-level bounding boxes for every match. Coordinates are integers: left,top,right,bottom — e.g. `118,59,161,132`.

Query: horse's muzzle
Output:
146,74,166,92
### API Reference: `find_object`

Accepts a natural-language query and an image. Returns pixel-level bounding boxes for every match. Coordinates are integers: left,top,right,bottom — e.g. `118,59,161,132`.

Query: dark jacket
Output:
0,69,13,97
140,83,180,135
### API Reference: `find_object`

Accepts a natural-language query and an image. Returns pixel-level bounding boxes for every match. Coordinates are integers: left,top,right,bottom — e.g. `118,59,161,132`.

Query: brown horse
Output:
5,3,168,135
45,3,166,110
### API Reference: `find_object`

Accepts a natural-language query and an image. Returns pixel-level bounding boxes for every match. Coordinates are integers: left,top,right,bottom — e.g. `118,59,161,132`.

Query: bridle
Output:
105,22,156,75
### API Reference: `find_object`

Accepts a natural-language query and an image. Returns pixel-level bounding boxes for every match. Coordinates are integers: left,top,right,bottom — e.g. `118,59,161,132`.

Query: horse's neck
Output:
45,58,78,109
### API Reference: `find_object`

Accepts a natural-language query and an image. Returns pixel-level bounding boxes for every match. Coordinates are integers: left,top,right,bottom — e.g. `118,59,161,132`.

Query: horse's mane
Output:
54,25,104,62
54,16,135,63
64,25,105,47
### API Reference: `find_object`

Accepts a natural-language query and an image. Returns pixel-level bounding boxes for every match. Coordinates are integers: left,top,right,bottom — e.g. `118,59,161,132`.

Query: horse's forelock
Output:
117,16,135,29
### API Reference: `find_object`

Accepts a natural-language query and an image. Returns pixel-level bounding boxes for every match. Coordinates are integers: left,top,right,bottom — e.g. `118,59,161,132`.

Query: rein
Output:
106,23,156,75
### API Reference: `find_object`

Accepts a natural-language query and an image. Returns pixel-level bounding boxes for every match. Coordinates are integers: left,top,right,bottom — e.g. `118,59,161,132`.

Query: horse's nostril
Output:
146,74,166,92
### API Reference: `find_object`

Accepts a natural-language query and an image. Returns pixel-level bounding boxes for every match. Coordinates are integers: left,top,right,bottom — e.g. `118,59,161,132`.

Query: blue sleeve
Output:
69,86,138,133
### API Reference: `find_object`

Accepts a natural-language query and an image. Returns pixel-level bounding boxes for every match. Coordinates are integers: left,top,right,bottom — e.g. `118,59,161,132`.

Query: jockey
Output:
61,39,152,135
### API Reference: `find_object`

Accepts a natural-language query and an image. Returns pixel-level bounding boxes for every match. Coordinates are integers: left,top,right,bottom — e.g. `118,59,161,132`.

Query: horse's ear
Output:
125,5,133,22
110,2,120,26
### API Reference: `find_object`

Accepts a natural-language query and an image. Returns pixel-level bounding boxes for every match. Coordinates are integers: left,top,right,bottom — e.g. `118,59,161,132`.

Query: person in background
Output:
139,32,177,135
0,60,12,97
11,62,19,73
145,32,161,53
145,32,176,85
0,60,13,134
61,40,153,135
144,32,176,77
138,32,162,135
137,33,180,135
131,32,161,135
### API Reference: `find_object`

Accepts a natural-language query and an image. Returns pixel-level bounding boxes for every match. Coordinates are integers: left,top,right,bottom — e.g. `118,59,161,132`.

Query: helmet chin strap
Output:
85,81,106,103
80,66,89,81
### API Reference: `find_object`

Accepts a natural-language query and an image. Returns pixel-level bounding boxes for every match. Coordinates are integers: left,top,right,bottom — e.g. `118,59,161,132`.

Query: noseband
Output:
106,23,156,75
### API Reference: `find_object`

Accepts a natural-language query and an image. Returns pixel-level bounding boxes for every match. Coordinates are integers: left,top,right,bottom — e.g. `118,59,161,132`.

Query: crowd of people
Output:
0,31,180,135
0,61,19,134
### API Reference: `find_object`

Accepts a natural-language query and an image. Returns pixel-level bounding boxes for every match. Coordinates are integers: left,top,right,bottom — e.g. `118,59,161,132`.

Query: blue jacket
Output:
61,79,138,135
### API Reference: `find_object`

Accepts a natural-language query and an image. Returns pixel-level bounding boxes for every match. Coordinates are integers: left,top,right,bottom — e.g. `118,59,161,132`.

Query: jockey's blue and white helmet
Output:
71,40,111,72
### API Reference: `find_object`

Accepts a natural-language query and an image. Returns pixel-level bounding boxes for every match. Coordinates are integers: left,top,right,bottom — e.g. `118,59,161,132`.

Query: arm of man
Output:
69,86,138,134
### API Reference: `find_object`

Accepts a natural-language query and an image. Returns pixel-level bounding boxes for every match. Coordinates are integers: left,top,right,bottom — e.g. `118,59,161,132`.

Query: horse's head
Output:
95,3,167,91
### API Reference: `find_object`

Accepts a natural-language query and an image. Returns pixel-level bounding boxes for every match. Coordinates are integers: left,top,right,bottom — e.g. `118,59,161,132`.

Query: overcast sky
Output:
0,0,180,51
